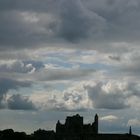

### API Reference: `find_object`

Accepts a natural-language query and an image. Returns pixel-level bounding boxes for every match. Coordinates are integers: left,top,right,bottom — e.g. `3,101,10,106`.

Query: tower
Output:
94,114,98,134
129,126,132,135
56,120,62,134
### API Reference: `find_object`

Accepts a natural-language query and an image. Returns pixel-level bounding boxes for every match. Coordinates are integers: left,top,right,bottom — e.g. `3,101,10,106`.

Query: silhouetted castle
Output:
55,114,140,140
0,114,140,140
56,114,98,138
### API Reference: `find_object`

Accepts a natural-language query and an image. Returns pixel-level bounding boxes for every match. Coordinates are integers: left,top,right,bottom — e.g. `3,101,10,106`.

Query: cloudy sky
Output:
0,0,140,135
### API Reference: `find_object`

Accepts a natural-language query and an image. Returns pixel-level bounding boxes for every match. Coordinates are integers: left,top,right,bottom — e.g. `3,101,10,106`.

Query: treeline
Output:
0,129,55,140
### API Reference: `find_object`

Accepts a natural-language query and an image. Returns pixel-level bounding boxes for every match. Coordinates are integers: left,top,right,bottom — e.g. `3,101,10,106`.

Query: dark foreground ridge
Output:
0,114,140,140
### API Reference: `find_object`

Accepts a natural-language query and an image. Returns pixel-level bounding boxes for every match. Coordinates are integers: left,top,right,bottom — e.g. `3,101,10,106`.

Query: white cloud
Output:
127,118,140,127
30,83,92,111
28,80,140,111
21,12,39,23
100,115,118,122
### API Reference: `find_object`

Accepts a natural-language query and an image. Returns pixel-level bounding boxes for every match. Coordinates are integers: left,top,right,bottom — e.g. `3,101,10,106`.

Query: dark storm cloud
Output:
0,78,31,108
0,0,106,48
0,0,57,12
0,0,60,48
56,0,106,42
1,0,140,49
7,94,36,110
84,0,140,41
0,10,46,48
0,78,31,95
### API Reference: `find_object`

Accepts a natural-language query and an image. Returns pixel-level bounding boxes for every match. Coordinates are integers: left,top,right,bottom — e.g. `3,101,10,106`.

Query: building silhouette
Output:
0,114,140,140
56,114,98,138
55,114,140,140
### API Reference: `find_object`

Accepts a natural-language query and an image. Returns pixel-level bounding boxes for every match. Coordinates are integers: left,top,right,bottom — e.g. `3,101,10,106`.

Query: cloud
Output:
0,60,45,74
57,0,140,43
33,68,96,81
100,115,118,122
120,51,140,76
62,85,91,111
86,80,140,110
0,78,31,95
0,78,139,111
108,55,121,61
23,60,45,71
0,0,106,48
1,0,140,49
55,0,106,42
127,118,140,127
85,81,130,109
106,49,140,78
28,80,140,111
87,0,140,41
0,60,34,73
0,0,57,12
0,9,57,49
30,83,92,111
0,49,31,60
7,94,36,110
0,78,32,108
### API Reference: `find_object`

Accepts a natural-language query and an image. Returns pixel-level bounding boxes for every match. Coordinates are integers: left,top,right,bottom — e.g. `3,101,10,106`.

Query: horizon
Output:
0,112,139,136
0,0,140,136
0,113,136,134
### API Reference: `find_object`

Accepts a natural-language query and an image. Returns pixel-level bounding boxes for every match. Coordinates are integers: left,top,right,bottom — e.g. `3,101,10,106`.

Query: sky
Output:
0,0,140,135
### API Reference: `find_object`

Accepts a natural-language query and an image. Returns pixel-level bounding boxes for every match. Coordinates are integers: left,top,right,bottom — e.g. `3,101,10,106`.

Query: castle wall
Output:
56,114,98,139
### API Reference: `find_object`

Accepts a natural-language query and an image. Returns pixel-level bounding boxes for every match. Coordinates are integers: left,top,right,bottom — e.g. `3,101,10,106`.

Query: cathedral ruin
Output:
55,114,139,140
56,114,98,138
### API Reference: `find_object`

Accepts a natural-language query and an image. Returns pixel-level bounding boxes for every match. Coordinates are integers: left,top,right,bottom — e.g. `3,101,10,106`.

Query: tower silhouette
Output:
129,126,132,135
94,114,98,134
